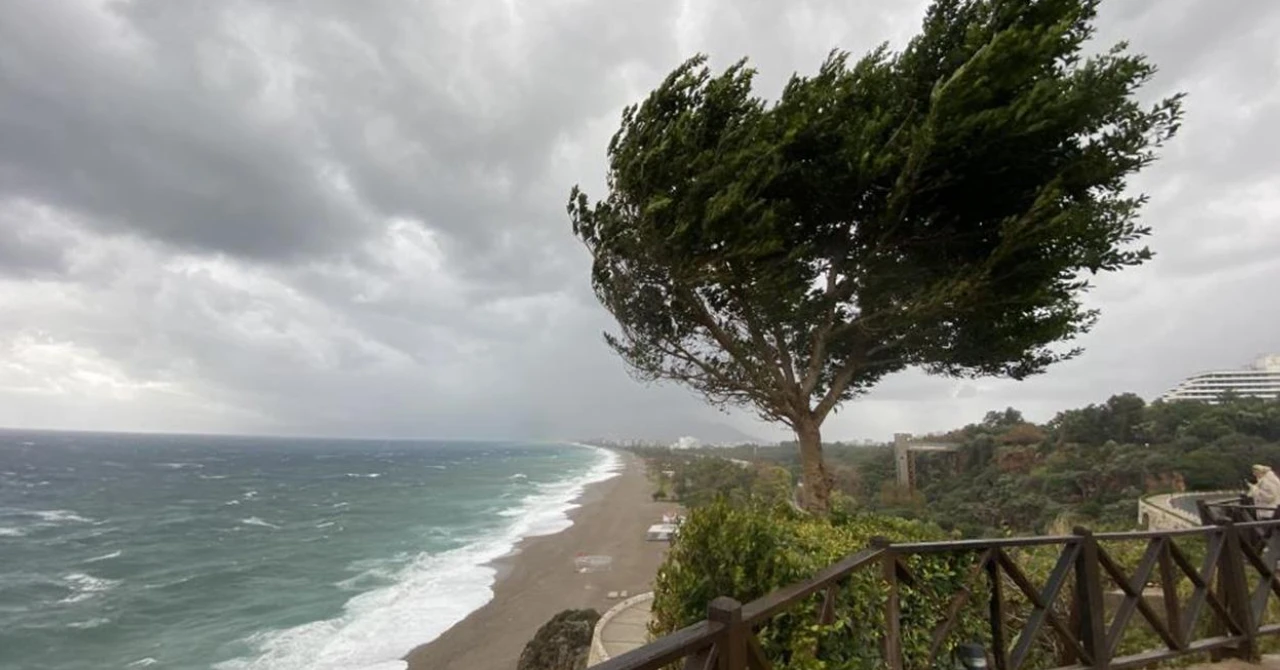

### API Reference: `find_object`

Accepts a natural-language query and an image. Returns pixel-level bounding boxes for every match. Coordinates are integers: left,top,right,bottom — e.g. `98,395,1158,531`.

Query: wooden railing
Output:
593,516,1280,670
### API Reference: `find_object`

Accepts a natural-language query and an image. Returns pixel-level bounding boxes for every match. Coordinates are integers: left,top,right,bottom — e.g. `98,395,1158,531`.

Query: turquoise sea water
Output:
0,429,618,670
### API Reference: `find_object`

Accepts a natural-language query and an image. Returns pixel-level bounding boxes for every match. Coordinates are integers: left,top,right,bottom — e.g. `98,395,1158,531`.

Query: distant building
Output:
1161,355,1280,403
671,436,701,450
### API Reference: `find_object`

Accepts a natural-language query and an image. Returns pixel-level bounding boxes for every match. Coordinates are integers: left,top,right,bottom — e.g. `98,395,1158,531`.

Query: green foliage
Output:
651,501,985,669
635,448,794,508
570,0,1182,511
637,397,1280,669
672,458,758,507
843,395,1280,537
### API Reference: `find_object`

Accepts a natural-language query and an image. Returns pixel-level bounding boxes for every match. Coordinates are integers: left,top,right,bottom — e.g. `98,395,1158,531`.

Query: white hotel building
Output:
1160,355,1280,403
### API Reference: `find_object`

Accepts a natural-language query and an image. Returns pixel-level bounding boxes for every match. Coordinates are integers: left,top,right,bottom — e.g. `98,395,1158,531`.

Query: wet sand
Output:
404,451,677,670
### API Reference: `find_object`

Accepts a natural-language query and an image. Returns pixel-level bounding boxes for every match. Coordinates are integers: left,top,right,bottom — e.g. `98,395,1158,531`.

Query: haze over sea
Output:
0,429,619,670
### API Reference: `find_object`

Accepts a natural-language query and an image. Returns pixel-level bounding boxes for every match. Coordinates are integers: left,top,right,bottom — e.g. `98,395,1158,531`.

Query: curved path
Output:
1139,490,1241,530
589,592,653,666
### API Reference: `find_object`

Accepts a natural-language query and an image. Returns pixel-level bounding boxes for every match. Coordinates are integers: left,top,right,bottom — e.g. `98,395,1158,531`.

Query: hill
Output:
836,394,1280,536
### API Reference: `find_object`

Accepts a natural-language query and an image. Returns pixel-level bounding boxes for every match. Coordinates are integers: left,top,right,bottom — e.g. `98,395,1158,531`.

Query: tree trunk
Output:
796,420,832,514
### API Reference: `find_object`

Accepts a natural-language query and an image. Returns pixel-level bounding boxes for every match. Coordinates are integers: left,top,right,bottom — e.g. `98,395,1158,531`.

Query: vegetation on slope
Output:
850,395,1280,536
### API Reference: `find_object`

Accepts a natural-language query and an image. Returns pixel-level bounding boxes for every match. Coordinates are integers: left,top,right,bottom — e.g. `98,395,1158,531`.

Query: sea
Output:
0,429,620,670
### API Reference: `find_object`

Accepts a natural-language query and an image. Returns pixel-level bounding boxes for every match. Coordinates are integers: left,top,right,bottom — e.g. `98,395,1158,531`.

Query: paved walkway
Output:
589,593,653,665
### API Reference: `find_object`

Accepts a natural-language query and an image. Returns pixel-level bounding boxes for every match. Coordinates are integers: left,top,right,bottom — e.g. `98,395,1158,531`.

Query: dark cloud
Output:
0,202,71,278
0,0,1277,443
0,3,372,260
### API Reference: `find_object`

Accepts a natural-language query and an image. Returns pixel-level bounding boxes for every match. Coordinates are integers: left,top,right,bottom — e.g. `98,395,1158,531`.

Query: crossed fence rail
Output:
594,499,1280,670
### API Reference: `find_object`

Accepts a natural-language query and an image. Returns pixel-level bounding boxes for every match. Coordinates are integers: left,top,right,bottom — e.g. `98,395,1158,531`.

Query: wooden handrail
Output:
590,620,723,670
598,514,1280,670
740,547,883,624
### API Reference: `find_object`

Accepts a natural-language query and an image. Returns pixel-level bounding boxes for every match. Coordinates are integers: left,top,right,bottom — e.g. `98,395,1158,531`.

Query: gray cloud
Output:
0,0,1278,444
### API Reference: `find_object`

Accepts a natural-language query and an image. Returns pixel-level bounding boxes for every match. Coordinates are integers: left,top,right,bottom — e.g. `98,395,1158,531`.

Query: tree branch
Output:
655,336,796,424
771,324,797,387
676,285,790,395
801,260,842,396
812,336,909,422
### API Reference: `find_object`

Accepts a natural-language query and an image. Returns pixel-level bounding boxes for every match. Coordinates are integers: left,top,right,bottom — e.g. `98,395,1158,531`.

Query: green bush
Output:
650,500,987,669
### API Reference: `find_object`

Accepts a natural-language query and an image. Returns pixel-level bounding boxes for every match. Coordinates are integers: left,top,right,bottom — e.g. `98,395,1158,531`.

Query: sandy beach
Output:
404,451,678,670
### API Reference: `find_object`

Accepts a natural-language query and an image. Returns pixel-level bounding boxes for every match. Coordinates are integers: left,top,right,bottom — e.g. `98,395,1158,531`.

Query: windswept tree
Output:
569,0,1183,512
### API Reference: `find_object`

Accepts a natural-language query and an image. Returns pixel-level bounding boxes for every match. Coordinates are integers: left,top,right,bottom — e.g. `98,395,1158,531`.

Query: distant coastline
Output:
0,433,619,670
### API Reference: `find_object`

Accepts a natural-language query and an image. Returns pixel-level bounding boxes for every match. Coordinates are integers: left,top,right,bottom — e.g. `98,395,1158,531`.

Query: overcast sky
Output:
1,0,1277,444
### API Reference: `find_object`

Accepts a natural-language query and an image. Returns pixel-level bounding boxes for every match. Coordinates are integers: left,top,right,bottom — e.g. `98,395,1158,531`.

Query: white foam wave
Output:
241,517,281,530
68,617,111,630
84,550,123,564
58,572,120,604
31,509,95,524
0,527,26,537
334,562,398,592
159,462,203,469
127,658,159,668
508,472,527,480
215,445,622,670
345,473,382,479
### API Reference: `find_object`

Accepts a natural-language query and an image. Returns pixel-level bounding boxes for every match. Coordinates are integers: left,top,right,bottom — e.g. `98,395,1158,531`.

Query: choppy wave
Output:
68,617,112,630
58,572,120,604
83,550,123,564
159,462,203,470
241,517,281,530
31,509,95,524
216,446,621,670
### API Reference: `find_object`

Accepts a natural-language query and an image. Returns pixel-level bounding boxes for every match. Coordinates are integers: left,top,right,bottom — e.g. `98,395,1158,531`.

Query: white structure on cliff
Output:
1161,354,1280,403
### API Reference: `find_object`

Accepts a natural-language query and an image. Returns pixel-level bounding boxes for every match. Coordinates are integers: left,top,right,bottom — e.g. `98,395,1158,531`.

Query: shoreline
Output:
404,450,677,670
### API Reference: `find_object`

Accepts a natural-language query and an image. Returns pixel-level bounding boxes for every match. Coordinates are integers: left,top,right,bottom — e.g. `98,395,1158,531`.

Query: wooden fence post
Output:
1073,527,1109,670
873,537,905,670
1196,499,1216,526
987,550,1008,670
1218,522,1258,661
708,597,746,670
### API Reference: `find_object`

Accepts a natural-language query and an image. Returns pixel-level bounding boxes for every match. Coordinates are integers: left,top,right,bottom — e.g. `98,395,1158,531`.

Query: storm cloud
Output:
1,0,1277,442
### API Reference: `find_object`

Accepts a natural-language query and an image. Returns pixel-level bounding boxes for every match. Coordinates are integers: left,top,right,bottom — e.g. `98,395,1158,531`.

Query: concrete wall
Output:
1138,491,1240,530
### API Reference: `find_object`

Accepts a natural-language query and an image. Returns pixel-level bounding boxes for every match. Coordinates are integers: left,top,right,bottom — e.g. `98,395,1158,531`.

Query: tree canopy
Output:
569,0,1183,511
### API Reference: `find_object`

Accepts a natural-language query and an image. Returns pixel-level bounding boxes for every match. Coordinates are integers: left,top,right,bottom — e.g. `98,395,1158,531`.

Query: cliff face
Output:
516,609,601,670
1145,472,1186,493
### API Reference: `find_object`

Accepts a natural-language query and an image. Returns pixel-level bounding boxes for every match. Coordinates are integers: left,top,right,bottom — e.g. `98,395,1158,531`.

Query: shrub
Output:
650,500,986,669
